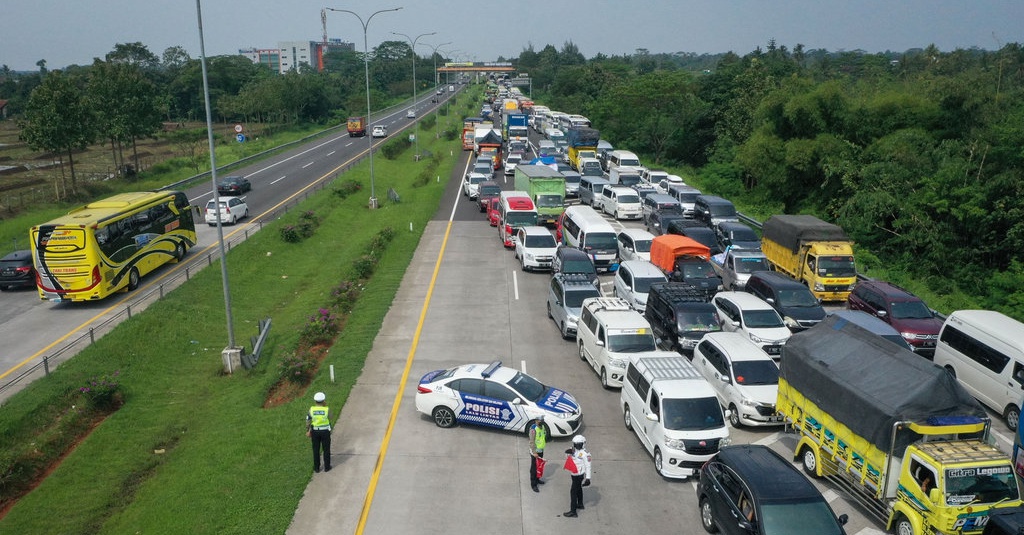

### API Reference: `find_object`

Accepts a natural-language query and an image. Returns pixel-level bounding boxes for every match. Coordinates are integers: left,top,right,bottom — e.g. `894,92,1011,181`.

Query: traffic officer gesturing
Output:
306,392,332,473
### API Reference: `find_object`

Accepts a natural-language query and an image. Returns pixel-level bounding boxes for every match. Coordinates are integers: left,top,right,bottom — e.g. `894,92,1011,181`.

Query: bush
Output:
78,371,121,410
380,138,410,160
279,225,301,243
299,308,339,346
352,255,377,279
280,210,321,243
279,351,317,384
329,280,362,313
333,180,363,199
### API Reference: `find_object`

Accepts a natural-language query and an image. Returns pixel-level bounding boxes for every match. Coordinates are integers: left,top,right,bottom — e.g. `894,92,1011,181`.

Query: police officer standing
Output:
563,435,592,518
528,415,547,492
306,392,331,473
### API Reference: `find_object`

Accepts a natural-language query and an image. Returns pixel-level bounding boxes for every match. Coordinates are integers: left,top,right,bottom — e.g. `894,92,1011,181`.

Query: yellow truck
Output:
778,315,1022,535
761,214,857,302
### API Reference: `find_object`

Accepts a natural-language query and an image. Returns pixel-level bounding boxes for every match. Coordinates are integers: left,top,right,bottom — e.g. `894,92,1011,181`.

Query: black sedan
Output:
216,176,251,195
0,250,36,291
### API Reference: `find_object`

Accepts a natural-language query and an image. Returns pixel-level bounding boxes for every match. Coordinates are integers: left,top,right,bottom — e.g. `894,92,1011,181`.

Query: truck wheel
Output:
1005,404,1021,432
801,446,820,478
893,514,914,535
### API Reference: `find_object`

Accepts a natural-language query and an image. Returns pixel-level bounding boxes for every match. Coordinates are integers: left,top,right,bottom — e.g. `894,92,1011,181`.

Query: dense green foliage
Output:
516,41,1024,316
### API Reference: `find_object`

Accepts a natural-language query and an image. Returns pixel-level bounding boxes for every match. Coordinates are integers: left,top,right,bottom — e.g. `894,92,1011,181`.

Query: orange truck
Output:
649,235,722,298
346,116,366,137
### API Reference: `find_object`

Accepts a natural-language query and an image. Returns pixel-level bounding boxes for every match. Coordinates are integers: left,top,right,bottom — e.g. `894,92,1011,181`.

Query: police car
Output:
415,361,583,437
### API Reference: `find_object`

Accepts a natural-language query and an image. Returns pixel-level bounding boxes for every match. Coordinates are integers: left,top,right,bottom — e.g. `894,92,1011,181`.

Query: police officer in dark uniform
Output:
306,392,331,473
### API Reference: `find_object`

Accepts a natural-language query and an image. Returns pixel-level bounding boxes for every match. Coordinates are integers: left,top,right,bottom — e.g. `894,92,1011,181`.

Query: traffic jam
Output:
413,75,1024,535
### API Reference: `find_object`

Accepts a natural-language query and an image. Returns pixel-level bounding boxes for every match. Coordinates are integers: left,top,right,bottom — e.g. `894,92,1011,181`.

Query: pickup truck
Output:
710,248,771,291
650,234,723,299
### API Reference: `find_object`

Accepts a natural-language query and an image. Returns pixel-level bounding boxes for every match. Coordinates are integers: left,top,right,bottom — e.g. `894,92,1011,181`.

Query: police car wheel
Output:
432,406,456,428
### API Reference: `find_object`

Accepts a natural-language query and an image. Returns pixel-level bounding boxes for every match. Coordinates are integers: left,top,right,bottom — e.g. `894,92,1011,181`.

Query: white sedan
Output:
406,109,416,119
462,172,489,199
415,361,583,437
372,125,388,138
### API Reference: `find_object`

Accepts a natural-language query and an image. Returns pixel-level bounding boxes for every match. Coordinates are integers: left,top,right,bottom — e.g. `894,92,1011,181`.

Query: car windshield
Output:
776,289,820,307
681,262,716,279
891,300,934,319
606,332,657,353
709,204,736,217
760,501,845,535
816,256,857,277
742,309,785,328
563,174,581,185
633,239,652,253
469,175,486,184
735,258,770,273
617,194,640,204
562,259,596,275
944,468,1020,505
678,192,700,204
678,310,721,333
525,233,556,247
633,276,666,294
505,371,547,402
584,232,618,251
686,231,717,250
617,175,641,187
506,212,538,226
536,195,563,208
564,287,601,307
662,397,724,431
480,186,501,197
733,360,780,385
731,228,759,242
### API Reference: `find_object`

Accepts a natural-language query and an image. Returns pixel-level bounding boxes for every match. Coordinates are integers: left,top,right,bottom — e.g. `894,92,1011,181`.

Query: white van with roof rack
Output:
576,297,657,388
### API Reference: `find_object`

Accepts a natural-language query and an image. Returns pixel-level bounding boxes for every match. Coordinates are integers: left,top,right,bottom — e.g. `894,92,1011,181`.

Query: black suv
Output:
668,256,722,300
552,247,599,287
698,445,848,535
745,271,826,332
647,208,687,236
645,282,721,355
0,250,36,291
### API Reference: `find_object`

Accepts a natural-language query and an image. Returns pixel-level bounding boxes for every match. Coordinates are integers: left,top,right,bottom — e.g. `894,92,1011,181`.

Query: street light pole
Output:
326,6,402,209
393,31,435,159
419,41,452,138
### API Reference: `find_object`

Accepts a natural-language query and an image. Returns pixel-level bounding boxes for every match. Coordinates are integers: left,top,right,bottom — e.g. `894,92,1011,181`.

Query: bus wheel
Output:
127,268,140,291
174,242,186,262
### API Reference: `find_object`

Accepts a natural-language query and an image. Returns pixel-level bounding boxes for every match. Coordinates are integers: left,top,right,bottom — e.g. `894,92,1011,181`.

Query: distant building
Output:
241,39,354,74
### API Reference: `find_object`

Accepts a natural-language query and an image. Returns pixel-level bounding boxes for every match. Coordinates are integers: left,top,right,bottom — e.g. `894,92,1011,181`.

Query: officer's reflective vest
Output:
309,405,330,429
532,424,547,451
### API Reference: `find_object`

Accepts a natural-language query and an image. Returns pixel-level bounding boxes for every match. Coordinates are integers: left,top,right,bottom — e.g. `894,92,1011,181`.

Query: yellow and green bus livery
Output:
31,191,197,302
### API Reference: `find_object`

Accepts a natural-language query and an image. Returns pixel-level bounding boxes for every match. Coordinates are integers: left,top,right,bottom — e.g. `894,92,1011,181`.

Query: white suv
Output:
612,260,667,313
577,297,657,388
692,332,782,428
711,292,792,358
514,226,558,272
601,186,642,220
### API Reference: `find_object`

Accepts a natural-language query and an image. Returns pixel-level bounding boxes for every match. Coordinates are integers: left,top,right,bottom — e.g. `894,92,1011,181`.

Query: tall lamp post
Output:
392,31,435,159
419,41,452,138
326,6,402,209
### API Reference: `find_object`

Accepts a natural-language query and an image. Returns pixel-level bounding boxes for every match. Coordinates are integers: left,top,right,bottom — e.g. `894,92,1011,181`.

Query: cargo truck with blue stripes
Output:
777,315,1022,535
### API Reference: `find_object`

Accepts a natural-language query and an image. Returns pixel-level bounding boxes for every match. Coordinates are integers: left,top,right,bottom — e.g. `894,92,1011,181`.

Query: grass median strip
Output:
0,105,472,533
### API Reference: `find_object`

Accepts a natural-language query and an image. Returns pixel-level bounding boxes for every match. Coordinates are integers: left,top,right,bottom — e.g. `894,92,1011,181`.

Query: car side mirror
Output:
737,520,754,531
595,340,605,347
766,297,775,305
877,310,888,318
645,412,659,422
928,488,941,503
512,398,522,405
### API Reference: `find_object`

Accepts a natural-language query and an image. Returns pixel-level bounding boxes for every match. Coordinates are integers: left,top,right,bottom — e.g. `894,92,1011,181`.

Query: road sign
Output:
234,124,243,133
236,134,246,143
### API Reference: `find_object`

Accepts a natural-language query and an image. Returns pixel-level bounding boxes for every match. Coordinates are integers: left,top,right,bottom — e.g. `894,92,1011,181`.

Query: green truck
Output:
514,164,565,226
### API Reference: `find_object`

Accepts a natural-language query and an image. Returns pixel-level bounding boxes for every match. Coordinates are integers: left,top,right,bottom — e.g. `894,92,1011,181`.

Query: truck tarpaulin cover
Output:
780,314,985,452
566,127,600,147
476,129,503,146
650,235,711,272
762,214,849,253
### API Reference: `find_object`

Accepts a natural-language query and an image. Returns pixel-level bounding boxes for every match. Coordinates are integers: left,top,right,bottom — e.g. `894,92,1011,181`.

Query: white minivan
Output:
933,310,1024,431
601,186,642,221
693,332,783,428
620,353,731,479
576,297,657,388
559,205,619,272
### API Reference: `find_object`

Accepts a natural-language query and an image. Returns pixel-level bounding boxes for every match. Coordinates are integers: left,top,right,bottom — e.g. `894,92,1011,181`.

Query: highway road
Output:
0,88,457,402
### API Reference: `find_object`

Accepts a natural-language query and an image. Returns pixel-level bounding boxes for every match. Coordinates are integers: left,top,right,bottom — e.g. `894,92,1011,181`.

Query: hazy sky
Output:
4,0,1023,72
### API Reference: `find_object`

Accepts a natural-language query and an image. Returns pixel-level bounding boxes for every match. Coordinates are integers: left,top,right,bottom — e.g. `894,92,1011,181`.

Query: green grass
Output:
0,94,472,533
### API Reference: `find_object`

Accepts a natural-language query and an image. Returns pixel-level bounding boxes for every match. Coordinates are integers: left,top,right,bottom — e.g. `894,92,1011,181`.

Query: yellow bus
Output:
31,191,197,302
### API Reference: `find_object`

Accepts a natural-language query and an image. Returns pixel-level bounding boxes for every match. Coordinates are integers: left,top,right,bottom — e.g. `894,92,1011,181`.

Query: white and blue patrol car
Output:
415,361,583,437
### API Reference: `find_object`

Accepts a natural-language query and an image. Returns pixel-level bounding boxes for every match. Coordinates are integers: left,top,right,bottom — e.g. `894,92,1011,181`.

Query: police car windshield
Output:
506,372,546,402
662,396,724,430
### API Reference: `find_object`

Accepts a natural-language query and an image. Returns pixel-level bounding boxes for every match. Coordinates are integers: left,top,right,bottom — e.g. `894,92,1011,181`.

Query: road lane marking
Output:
327,150,336,156
513,270,520,300
301,162,314,169
270,176,286,185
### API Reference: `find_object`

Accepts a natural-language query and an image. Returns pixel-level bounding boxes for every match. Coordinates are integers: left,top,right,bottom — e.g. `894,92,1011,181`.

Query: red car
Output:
485,196,502,226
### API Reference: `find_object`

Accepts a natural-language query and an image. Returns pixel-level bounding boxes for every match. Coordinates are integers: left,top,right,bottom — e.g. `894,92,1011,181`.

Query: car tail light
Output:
15,266,30,275
416,385,432,394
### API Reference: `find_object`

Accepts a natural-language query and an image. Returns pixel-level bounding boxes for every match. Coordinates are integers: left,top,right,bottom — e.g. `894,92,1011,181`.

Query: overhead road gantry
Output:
436,61,515,73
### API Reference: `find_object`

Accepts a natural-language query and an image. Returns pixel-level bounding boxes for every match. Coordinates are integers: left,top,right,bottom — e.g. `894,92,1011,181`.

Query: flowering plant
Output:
300,308,339,345
80,370,121,410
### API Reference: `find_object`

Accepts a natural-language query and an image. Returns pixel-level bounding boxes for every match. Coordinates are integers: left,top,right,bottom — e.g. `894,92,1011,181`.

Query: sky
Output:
3,0,1024,72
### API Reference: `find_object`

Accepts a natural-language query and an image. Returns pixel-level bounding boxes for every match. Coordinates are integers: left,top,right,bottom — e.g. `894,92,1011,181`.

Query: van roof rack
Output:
584,297,632,312
651,282,709,303
557,273,595,284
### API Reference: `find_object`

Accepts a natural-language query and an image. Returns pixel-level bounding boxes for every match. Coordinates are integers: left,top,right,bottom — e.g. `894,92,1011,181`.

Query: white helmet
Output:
572,435,586,445
313,392,326,402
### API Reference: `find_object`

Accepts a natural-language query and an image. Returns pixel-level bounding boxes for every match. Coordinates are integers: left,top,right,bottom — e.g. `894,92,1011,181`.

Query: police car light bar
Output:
481,361,503,378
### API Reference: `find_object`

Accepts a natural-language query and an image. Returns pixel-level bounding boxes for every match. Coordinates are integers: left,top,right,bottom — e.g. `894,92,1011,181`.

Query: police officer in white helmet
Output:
563,434,592,517
306,392,332,473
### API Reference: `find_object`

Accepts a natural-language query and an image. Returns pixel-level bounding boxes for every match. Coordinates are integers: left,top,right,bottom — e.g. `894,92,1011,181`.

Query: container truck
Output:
566,126,600,172
503,113,529,143
760,214,857,302
346,116,366,137
514,164,565,226
778,314,1022,535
